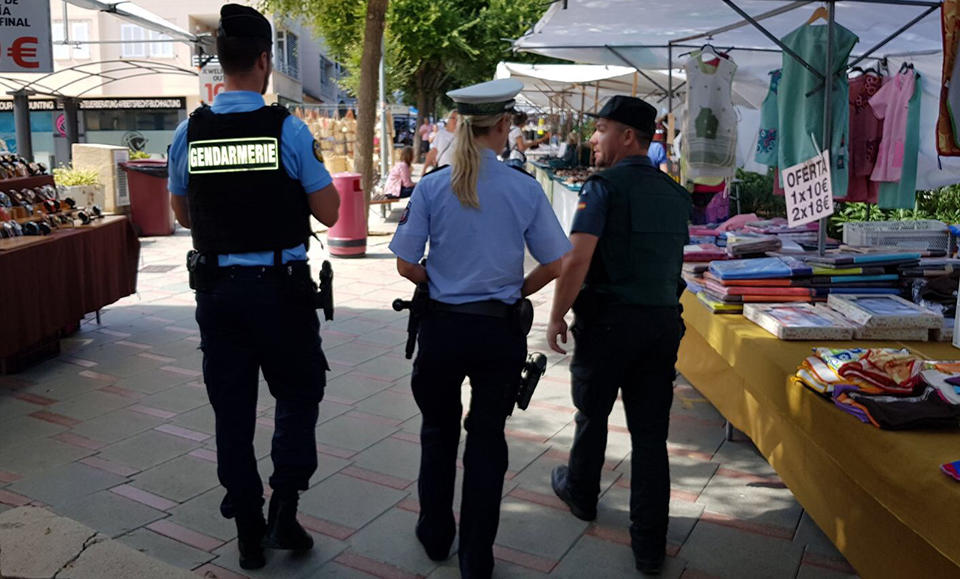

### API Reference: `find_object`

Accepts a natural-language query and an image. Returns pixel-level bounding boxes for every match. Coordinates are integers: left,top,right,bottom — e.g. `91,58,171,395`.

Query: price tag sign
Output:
783,149,834,228
0,0,54,73
199,63,225,103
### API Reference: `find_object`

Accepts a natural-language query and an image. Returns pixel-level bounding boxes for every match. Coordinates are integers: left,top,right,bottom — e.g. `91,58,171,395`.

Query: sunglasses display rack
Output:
0,172,105,247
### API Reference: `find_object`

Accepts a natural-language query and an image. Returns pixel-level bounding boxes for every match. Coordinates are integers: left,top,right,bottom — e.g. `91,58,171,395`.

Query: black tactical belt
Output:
218,262,310,280
430,299,513,319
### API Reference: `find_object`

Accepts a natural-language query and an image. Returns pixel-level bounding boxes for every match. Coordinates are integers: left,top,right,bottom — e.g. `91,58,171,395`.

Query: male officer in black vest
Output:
167,4,340,571
545,96,691,575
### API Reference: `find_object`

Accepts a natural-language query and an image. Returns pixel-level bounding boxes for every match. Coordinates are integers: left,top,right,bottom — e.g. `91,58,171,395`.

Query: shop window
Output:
51,21,90,60
84,109,181,132
121,24,147,58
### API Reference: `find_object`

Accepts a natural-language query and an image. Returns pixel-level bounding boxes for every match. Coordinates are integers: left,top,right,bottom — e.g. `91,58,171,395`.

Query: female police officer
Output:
389,79,571,579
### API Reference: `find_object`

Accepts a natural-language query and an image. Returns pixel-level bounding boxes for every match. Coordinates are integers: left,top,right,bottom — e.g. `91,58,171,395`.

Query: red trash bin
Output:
120,160,174,236
327,172,367,258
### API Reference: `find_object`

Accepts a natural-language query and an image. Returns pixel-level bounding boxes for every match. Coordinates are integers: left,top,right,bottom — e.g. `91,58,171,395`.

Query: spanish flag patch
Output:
577,202,587,210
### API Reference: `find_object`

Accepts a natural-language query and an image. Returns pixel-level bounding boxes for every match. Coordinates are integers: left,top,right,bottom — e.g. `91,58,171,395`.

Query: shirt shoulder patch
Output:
399,203,411,225
313,139,324,163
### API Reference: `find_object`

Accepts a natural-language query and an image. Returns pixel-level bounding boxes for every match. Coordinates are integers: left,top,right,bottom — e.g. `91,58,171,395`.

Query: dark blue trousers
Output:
412,311,525,579
196,275,328,519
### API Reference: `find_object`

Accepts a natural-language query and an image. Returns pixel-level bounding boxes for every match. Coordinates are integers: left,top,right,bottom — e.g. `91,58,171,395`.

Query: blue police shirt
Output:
647,142,667,168
389,149,572,305
168,91,332,266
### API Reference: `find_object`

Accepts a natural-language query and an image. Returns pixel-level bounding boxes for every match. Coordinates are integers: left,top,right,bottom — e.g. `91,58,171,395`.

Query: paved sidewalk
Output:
0,229,859,579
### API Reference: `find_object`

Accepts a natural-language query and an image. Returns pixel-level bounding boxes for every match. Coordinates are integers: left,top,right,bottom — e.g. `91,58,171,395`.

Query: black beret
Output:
218,4,272,42
588,95,657,137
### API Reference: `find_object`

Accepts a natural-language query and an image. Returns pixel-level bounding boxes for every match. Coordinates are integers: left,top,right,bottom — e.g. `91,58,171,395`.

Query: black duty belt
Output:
217,262,311,281
430,299,513,319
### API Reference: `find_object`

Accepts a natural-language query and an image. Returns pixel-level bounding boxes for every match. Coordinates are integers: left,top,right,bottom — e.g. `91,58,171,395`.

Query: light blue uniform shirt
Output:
168,91,332,266
389,149,572,305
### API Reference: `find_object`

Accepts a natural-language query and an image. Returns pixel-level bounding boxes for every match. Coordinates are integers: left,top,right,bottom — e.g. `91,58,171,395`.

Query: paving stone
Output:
141,384,210,413
126,327,197,347
794,511,846,560
354,389,421,421
176,353,204,372
353,355,413,382
0,415,67,450
506,438,550,475
617,453,720,496
204,422,273,460
0,436,93,477
300,473,407,529
169,404,217,435
167,488,236,542
117,527,215,570
8,461,127,507
212,533,348,579
132,454,220,503
66,532,198,578
551,535,686,579
316,414,399,452
496,496,588,561
667,419,727,455
796,564,859,579
327,318,388,337
0,394,42,422
19,372,107,401
317,561,388,578
354,327,409,347
46,389,134,422
0,506,105,579
696,472,802,532
352,437,422,481
325,342,392,367
680,520,804,579
324,374,395,404
93,355,176,379
427,558,549,578
400,413,422,434
598,485,704,550
53,489,166,538
347,508,441,576
148,339,203,360
98,430,202,471
710,439,778,479
70,408,168,444
501,404,574,440
72,342,142,364
113,369,194,395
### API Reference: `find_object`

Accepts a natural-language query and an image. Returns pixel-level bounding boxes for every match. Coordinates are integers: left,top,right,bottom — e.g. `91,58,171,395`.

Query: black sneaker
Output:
235,510,267,570
635,555,665,575
550,466,597,521
262,493,314,551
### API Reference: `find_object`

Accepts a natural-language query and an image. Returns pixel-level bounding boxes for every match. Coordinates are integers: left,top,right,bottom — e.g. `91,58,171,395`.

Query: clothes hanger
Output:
807,6,829,24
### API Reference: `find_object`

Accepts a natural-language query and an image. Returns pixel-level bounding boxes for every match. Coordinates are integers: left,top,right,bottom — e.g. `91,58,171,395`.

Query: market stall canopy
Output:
495,62,756,114
514,0,959,190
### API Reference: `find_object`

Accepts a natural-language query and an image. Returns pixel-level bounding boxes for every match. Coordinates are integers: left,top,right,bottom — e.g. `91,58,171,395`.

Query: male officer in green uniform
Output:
546,96,691,575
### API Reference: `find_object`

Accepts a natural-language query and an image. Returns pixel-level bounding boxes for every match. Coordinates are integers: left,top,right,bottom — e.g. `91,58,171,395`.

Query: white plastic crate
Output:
842,220,952,251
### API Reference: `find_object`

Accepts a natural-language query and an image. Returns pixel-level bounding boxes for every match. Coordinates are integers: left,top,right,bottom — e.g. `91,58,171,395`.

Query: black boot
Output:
235,510,266,570
551,466,597,521
262,492,314,551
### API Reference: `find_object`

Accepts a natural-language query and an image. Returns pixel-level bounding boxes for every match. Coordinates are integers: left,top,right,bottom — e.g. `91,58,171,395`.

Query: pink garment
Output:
870,71,916,182
384,161,414,197
419,123,433,140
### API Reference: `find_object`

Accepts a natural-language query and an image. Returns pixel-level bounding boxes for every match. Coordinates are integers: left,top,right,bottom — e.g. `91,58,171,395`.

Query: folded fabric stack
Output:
792,348,960,430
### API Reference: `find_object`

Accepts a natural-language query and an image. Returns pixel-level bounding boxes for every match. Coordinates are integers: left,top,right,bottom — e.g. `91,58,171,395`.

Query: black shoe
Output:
235,510,266,570
635,555,665,575
262,493,314,551
415,515,454,561
551,466,597,521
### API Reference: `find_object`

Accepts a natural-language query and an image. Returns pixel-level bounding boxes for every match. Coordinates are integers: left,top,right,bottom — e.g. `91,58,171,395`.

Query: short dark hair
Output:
512,112,528,126
216,36,272,75
611,119,653,148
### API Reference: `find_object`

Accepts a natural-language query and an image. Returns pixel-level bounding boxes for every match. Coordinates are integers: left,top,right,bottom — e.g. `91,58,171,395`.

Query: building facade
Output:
0,0,350,165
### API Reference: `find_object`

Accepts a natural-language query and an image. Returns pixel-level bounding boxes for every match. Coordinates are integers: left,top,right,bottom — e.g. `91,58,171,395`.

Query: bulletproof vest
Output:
186,104,310,254
582,162,692,307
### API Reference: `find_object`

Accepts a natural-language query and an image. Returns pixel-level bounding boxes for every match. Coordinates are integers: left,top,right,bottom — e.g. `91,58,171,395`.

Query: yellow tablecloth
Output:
677,292,960,579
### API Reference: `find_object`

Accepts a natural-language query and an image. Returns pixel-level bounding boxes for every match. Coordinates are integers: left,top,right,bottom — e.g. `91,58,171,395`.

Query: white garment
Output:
682,51,738,179
508,126,525,160
433,129,457,167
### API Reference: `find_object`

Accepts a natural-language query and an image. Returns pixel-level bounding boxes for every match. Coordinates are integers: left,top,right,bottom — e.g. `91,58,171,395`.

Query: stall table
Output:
0,216,140,370
527,160,582,235
676,291,960,579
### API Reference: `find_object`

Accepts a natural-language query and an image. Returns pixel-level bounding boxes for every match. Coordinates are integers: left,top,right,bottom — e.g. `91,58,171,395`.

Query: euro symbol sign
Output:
8,37,40,69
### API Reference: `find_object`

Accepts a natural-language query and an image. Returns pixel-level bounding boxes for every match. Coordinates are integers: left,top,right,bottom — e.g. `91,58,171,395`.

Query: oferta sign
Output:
188,137,279,174
0,0,53,73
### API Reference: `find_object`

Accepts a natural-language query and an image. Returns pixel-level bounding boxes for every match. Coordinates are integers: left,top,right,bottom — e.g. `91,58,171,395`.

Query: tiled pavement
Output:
0,210,860,579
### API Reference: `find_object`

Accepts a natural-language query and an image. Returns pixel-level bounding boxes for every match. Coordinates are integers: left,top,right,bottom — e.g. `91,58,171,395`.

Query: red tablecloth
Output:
0,216,140,358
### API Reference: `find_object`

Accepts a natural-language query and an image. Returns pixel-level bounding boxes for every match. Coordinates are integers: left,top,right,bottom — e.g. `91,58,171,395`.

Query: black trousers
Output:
566,306,682,560
411,311,525,579
196,275,329,519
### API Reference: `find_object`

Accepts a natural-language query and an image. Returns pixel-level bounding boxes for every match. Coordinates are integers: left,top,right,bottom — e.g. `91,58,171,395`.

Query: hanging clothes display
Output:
778,22,859,198
870,68,917,183
938,0,960,156
755,69,782,167
682,49,738,179
845,72,884,203
878,73,923,209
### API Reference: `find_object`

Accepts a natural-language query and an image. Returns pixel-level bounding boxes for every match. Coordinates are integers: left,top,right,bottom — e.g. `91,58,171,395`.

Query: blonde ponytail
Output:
451,112,507,209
